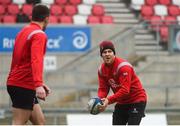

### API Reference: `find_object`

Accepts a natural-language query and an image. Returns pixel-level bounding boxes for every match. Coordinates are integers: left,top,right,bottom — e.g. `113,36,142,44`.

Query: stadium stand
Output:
135,0,180,43
0,0,114,24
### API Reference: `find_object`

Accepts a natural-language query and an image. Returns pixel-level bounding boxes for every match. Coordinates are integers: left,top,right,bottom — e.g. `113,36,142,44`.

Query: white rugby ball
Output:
87,97,103,115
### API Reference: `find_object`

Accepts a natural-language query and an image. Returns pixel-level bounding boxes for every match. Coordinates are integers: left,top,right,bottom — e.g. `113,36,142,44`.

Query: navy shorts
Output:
7,85,39,110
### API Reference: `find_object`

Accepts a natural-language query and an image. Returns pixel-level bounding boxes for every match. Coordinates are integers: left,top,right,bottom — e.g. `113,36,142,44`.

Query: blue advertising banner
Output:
0,25,91,53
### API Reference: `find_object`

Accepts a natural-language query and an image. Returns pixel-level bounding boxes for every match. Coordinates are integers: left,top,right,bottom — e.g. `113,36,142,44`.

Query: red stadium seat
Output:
0,5,5,15
83,0,96,5
150,16,163,30
2,15,16,23
22,4,33,16
41,0,54,5
141,5,154,20
164,16,177,25
50,4,63,16
69,0,81,5
73,15,87,24
13,0,26,5
101,15,113,24
154,4,168,17
0,15,3,22
172,0,180,6
49,16,59,24
160,26,169,42
55,0,68,5
0,0,11,5
87,15,100,24
131,0,145,10
145,0,158,6
92,4,105,16
59,15,73,24
64,5,77,16
158,0,171,5
7,4,19,15
168,5,180,17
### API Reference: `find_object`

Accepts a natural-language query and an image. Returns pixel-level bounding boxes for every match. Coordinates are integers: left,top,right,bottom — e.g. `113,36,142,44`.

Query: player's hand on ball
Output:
87,97,103,115
98,98,109,112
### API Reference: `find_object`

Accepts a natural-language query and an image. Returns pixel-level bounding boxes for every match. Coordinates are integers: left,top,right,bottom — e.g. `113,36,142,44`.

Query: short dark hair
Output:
32,4,50,22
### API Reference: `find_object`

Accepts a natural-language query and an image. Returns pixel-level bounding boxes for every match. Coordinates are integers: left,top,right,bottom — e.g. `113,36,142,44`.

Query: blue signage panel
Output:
0,26,20,52
0,26,91,53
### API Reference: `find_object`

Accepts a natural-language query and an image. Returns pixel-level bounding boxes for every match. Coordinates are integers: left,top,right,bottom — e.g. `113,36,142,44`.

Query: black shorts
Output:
113,102,146,125
7,85,39,110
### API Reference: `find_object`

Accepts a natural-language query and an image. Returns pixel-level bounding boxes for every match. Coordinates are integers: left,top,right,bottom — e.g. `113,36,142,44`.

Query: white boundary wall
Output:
67,113,167,126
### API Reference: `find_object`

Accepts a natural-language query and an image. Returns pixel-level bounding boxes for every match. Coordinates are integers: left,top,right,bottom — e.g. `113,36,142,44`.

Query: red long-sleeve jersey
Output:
98,57,147,105
7,22,47,90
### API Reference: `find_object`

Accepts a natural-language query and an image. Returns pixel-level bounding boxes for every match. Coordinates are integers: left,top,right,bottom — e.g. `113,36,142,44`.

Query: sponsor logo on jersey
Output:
108,78,120,88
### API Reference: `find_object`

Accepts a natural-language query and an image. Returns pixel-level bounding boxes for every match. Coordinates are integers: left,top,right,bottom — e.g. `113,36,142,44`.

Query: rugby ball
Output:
87,97,103,115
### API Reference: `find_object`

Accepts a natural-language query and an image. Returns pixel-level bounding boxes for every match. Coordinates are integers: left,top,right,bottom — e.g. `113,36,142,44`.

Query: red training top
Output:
7,22,47,90
98,57,147,105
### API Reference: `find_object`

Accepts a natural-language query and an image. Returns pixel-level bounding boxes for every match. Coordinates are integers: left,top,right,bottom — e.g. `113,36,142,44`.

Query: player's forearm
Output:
107,86,130,104
31,56,44,87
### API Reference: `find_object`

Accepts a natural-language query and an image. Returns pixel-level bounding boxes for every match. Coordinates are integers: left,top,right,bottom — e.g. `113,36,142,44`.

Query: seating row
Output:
131,0,180,42
131,0,180,10
141,4,180,20
0,3,105,16
0,0,96,5
0,14,113,24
